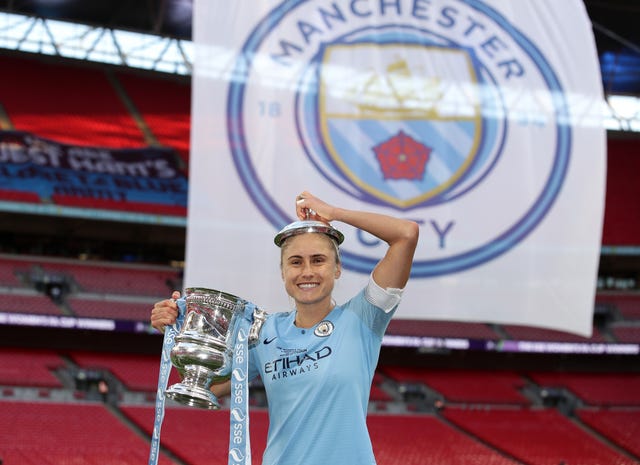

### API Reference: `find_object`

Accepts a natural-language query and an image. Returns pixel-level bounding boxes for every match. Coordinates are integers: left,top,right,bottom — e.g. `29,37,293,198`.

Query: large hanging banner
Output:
187,0,606,336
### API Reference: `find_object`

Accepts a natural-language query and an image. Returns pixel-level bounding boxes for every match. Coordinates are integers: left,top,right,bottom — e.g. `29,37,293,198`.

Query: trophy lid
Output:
274,220,344,247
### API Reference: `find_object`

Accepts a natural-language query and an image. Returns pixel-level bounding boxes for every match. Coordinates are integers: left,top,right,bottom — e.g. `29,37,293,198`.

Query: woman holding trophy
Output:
151,191,419,465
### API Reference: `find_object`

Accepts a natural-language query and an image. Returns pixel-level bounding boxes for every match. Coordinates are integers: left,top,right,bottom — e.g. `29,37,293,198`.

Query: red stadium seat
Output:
116,72,191,166
0,348,64,387
0,55,145,148
528,372,640,406
0,401,177,465
578,408,640,458
69,351,181,392
382,366,530,405
443,407,637,465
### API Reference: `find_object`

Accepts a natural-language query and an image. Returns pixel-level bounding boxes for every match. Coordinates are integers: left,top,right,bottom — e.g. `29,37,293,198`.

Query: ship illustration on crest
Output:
317,43,482,209
344,58,444,120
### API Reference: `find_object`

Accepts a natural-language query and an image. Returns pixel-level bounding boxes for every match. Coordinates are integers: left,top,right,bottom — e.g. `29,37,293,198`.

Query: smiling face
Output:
280,233,341,309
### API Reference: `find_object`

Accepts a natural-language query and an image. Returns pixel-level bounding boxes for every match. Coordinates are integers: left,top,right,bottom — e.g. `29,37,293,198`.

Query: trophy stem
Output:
166,365,221,409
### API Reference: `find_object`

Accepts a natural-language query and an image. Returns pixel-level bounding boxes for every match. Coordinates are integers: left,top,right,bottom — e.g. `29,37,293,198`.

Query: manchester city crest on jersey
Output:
314,320,334,337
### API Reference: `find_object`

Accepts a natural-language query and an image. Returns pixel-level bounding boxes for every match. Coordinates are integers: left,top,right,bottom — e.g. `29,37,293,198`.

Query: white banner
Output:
187,0,606,336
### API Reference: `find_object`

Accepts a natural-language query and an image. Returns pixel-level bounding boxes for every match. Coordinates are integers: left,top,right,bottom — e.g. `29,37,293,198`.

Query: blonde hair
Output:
279,233,341,269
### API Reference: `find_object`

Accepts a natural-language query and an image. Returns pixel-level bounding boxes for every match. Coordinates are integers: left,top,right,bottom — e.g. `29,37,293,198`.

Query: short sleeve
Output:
364,274,404,313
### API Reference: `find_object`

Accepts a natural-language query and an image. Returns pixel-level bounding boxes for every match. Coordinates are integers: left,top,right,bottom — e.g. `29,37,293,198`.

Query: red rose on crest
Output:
373,131,430,180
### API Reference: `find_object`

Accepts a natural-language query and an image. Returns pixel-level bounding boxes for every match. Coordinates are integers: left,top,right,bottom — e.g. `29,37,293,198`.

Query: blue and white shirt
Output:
248,277,400,465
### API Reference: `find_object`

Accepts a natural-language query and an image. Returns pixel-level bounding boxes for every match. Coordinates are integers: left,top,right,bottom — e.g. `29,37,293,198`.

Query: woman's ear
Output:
335,265,341,279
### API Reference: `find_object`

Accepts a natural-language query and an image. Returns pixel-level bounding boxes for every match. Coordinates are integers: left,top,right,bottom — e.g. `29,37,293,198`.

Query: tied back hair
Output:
279,233,342,269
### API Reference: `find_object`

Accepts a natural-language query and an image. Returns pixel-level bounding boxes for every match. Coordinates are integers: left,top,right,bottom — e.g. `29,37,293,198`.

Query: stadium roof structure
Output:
1,0,639,80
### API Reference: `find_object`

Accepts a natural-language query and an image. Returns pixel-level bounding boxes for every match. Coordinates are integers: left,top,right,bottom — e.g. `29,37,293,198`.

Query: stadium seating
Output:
0,51,638,465
528,372,640,406
1,348,639,465
69,351,181,392
116,72,191,165
443,407,638,465
2,255,178,297
610,323,640,343
0,401,178,465
0,257,31,287
50,194,188,217
0,348,64,387
0,188,41,204
47,262,175,297
0,292,63,315
368,414,519,465
122,405,268,465
68,296,155,321
597,292,640,320
122,406,523,465
382,366,530,405
0,55,145,148
578,408,640,458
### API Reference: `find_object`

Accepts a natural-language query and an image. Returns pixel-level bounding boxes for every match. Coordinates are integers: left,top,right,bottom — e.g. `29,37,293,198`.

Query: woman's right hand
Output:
150,290,181,332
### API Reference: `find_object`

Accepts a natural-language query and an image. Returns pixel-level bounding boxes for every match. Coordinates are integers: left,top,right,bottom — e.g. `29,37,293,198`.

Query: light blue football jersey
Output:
248,288,396,465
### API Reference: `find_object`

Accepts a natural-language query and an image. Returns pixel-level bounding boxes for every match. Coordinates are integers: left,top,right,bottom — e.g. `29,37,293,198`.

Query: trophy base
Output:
165,383,221,410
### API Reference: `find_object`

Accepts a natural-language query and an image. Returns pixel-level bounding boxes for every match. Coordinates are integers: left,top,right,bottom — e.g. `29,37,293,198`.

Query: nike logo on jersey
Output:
263,336,277,345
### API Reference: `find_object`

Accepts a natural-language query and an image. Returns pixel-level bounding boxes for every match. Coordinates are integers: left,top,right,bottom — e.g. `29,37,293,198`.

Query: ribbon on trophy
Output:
148,297,185,465
228,302,256,465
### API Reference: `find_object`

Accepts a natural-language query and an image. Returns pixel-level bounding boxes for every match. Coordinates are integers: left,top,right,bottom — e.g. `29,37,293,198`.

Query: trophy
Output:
165,287,266,409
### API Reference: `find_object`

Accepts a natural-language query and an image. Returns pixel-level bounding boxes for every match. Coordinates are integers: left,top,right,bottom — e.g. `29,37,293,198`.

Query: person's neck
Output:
294,300,334,328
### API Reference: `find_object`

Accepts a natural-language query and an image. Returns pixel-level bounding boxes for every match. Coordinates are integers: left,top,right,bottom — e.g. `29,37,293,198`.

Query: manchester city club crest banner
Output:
186,0,606,336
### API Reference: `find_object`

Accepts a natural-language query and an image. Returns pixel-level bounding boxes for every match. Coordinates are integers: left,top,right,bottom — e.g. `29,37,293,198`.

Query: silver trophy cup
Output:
165,287,265,409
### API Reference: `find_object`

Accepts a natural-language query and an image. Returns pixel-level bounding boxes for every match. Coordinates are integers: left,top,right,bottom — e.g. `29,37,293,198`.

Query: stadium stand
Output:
68,351,181,392
122,406,269,465
2,355,639,465
367,414,521,465
0,401,178,465
577,408,640,458
116,72,191,166
611,323,640,343
527,372,640,406
0,257,31,287
382,366,530,405
598,292,640,320
0,348,64,388
601,139,640,246
0,292,64,315
123,405,531,465
68,296,156,321
0,55,146,148
0,254,179,297
0,188,41,204
1,16,639,464
50,194,188,217
442,407,638,465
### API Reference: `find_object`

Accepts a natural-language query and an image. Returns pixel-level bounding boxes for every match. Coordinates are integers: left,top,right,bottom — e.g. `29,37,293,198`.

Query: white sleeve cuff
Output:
365,274,404,313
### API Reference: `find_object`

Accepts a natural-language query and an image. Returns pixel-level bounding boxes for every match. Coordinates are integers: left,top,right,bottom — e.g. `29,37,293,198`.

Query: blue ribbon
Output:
228,302,255,465
148,298,185,465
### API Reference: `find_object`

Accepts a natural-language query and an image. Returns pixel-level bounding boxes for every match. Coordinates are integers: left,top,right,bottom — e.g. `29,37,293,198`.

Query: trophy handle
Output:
249,307,268,346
